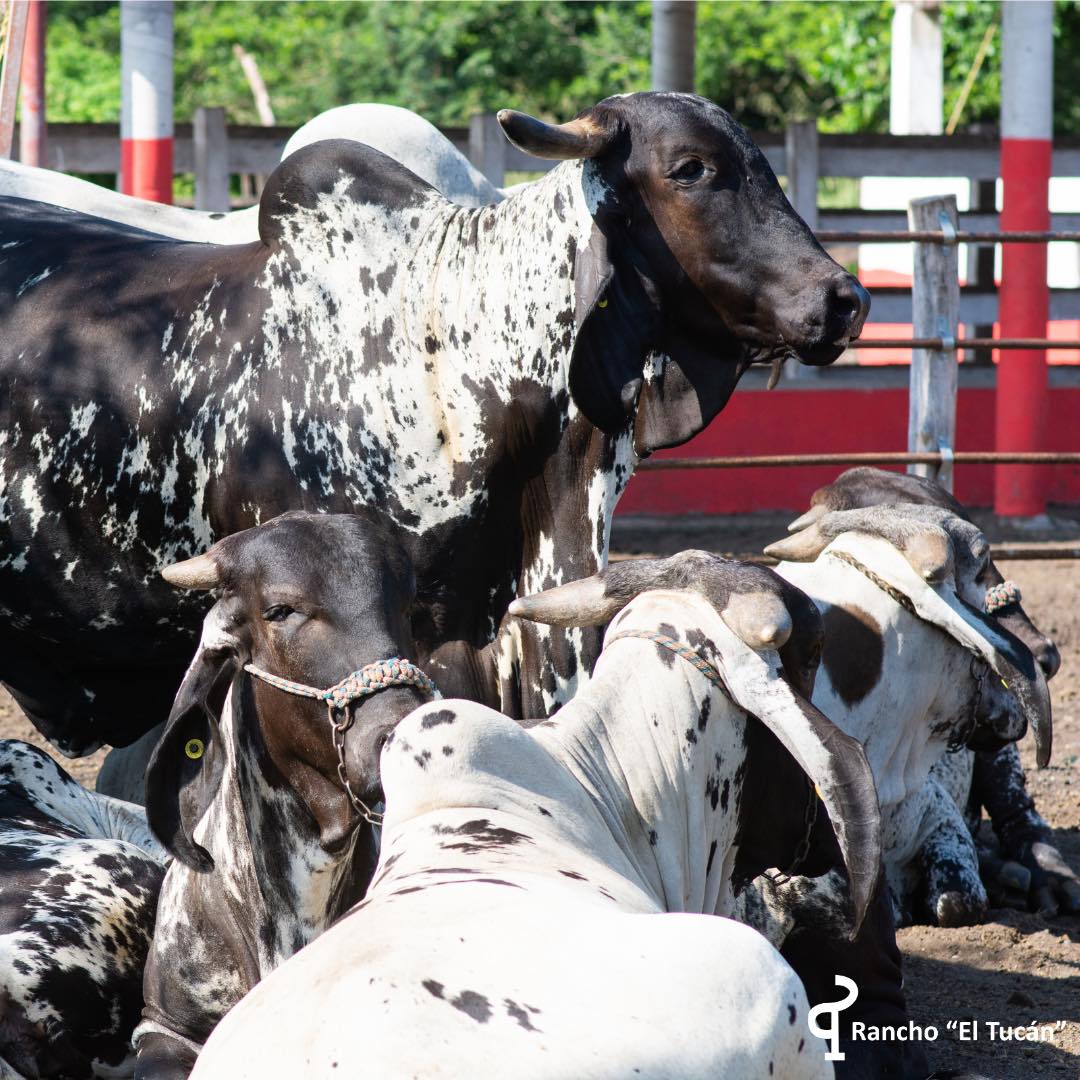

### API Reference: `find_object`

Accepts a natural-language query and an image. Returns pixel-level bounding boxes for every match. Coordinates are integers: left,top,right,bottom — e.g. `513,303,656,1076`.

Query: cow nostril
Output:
829,276,870,334
1037,643,1061,680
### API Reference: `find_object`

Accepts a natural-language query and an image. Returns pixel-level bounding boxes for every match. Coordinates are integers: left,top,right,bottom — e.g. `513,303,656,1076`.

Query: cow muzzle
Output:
781,271,871,366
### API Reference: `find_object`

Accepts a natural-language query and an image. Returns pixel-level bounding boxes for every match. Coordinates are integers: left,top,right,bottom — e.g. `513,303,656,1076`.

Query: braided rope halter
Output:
244,658,438,826
605,628,819,879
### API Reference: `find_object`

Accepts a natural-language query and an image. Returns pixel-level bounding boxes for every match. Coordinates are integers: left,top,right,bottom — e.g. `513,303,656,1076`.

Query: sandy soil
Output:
2,508,1076,1079
612,510,1080,1080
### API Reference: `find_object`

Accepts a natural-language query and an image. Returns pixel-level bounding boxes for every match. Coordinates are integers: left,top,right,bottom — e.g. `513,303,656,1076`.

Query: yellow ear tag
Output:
597,296,609,309
1000,678,1009,689
184,738,205,760
814,783,823,800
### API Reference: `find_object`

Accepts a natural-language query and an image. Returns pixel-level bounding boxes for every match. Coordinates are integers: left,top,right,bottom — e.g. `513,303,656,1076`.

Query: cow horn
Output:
497,108,613,161
785,504,828,534
162,553,220,590
508,575,619,627
721,591,793,650
768,509,954,583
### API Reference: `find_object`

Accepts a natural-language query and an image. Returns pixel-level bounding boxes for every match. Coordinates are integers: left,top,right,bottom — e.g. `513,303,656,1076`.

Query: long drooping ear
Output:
145,643,236,871
765,507,955,585
568,222,662,434
632,329,749,456
497,108,616,161
823,532,1053,767
709,615,882,938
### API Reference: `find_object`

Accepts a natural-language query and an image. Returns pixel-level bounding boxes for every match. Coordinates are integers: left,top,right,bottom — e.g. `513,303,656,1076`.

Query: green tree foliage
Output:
29,0,1080,134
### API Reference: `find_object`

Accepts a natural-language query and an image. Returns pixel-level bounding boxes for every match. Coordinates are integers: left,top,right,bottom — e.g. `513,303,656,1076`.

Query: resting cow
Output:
0,91,868,762
0,103,499,246
731,505,1051,1079
133,510,436,1078
0,740,165,1079
190,553,880,1080
785,466,1078,918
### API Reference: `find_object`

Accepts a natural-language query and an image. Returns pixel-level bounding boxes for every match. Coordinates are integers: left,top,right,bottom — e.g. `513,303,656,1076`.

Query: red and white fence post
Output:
995,0,1054,517
120,0,173,204
19,0,45,167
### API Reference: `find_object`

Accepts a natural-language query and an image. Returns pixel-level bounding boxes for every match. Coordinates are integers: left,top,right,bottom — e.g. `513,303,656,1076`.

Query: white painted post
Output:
194,106,229,213
890,0,943,135
469,113,504,188
907,194,959,491
651,0,696,92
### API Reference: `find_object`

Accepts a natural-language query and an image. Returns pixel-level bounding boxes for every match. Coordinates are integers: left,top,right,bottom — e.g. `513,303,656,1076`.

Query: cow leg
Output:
748,871,928,1080
915,783,987,928
972,743,1080,915
134,1032,198,1080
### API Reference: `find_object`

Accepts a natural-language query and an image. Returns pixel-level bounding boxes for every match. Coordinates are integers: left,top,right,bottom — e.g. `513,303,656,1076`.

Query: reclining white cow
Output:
190,554,881,1080
760,503,1051,928
0,102,501,248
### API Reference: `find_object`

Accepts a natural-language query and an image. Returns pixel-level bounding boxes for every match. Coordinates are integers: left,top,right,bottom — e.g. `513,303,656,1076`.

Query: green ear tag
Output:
184,738,205,760
597,296,609,309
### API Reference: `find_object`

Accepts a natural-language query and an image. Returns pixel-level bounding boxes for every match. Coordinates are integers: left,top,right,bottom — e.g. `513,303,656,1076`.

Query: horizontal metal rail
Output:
851,337,1080,350
816,230,1080,244
611,546,1080,563
636,451,1080,471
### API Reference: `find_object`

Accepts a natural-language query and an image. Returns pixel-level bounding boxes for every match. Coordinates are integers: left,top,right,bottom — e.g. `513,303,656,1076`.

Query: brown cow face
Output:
500,93,870,453
146,511,429,870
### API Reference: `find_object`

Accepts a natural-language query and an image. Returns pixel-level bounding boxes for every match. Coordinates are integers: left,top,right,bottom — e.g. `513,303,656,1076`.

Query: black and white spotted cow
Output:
0,91,868,762
783,467,1079,918
727,506,1051,1079
0,739,165,1078
189,553,880,1080
133,510,436,1078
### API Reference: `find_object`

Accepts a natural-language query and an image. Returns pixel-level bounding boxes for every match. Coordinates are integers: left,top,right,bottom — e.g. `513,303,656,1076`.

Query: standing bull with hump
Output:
0,92,868,759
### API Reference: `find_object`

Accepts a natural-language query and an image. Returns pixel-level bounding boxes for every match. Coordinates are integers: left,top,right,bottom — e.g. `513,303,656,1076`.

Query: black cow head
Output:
787,466,1061,680
145,511,429,870
499,92,870,455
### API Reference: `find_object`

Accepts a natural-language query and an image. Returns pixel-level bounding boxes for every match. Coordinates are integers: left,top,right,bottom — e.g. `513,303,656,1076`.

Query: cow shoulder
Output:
257,139,441,246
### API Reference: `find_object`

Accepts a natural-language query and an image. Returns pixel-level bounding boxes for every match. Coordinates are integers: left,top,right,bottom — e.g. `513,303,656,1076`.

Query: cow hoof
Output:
997,859,1031,894
934,891,986,928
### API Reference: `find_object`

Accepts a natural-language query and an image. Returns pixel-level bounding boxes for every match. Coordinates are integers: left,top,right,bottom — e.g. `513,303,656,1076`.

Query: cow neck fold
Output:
533,593,749,917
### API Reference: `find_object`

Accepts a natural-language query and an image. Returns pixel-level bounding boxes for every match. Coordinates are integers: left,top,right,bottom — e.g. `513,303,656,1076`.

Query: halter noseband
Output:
243,658,438,826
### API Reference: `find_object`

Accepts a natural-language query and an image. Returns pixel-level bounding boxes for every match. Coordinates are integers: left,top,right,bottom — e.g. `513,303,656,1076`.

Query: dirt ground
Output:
612,509,1080,1080
2,507,1076,1079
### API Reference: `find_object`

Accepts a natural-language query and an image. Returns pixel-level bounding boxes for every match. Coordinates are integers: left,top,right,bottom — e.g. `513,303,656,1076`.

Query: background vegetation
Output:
35,1,1080,133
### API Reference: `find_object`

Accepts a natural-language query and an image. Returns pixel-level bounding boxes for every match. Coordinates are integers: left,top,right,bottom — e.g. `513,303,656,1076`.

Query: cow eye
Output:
263,604,296,623
670,159,706,185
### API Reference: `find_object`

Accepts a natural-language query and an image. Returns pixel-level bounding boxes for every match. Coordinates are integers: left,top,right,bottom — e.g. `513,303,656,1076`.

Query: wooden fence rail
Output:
9,113,1080,328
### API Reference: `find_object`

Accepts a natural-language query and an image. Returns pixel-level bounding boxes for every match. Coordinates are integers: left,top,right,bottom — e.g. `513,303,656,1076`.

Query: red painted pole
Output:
120,0,173,204
18,0,45,167
995,1,1054,517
